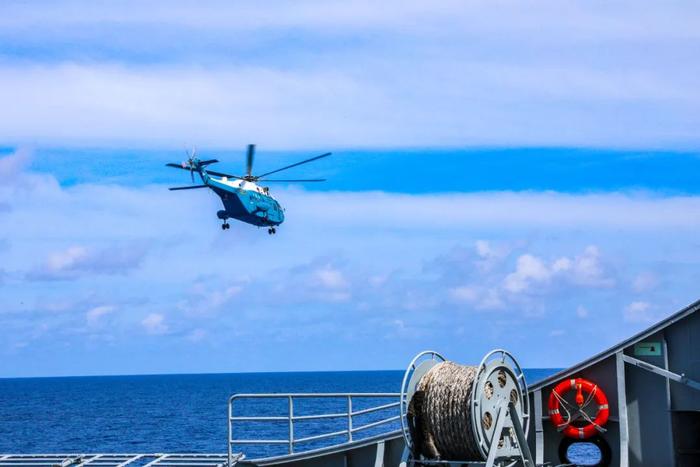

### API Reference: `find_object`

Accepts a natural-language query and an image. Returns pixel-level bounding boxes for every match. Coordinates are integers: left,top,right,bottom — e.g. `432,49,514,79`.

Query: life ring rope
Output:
552,387,606,433
548,378,609,439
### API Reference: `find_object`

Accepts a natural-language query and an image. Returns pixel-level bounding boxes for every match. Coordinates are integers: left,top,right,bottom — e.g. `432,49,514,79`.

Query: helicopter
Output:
166,145,331,234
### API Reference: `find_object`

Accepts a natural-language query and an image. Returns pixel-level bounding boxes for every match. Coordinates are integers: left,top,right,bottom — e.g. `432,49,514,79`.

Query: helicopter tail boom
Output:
169,185,208,191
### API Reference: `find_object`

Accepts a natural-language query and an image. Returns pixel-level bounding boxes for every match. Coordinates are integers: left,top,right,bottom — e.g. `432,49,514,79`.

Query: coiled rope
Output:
406,361,482,460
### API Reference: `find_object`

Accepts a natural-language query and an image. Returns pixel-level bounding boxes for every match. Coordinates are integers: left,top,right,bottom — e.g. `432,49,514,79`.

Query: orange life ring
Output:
548,377,609,439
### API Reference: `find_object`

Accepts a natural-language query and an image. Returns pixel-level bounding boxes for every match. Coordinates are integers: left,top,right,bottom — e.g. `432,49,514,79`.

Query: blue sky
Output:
1,1,700,377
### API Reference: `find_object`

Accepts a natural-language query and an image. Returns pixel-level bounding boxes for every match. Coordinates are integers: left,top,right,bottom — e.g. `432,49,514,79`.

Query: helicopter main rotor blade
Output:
166,163,191,170
255,152,331,179
246,144,255,178
169,185,208,191
205,169,244,179
169,162,242,179
260,179,327,182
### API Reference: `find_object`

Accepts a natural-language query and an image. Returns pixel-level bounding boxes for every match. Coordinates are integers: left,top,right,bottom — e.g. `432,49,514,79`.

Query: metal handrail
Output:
227,393,400,465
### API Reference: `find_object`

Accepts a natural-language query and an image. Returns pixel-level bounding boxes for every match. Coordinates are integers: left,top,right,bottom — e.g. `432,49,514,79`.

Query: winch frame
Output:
400,349,534,467
472,349,531,458
400,350,447,453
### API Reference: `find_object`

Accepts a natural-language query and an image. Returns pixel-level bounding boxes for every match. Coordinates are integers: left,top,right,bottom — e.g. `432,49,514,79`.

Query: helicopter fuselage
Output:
167,145,328,233
203,173,285,227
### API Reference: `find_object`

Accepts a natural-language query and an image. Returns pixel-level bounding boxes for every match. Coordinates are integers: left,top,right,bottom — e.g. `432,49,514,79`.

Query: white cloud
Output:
450,285,479,303
504,254,552,293
29,243,149,280
474,240,510,273
553,246,615,287
186,328,206,342
475,240,493,258
276,260,353,304
386,318,426,339
181,281,244,315
450,286,505,311
313,265,349,289
0,148,30,179
632,272,659,292
46,246,89,272
503,246,614,294
141,313,168,335
448,245,613,311
86,305,116,327
0,2,699,148
0,61,696,149
624,301,654,323
2,156,700,374
2,1,699,42
576,305,590,318
286,191,700,231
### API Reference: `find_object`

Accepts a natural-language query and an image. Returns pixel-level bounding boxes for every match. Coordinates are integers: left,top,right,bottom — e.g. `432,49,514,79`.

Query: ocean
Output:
0,369,559,459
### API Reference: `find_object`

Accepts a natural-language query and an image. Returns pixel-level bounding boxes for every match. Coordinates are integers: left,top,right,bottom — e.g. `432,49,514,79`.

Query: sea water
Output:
0,370,559,459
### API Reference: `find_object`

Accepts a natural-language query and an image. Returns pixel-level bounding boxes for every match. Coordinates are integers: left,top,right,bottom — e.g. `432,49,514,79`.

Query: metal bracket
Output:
403,400,534,467
484,401,534,467
621,354,700,391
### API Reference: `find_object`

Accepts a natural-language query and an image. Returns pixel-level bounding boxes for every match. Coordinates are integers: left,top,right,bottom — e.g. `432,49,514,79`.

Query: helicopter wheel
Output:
222,223,230,230
268,227,276,235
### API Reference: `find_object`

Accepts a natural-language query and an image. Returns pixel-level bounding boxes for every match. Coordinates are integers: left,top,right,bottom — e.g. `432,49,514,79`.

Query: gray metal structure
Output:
227,393,402,466
527,298,700,467
0,454,238,467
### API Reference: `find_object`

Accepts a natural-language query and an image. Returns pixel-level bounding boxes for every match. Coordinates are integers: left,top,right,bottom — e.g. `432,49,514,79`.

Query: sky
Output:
1,1,700,377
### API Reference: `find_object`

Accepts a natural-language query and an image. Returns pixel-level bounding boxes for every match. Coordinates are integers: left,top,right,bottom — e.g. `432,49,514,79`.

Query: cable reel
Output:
400,349,532,466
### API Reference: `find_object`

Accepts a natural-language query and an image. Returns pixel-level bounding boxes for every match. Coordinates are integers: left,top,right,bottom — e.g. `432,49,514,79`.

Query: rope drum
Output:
407,361,481,459
400,350,530,462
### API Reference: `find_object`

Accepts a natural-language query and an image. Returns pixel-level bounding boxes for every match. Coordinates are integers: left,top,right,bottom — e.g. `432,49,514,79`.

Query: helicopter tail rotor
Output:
187,147,198,182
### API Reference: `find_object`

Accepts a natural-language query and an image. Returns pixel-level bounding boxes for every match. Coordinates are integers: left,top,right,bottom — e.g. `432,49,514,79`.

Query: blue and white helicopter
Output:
167,145,330,234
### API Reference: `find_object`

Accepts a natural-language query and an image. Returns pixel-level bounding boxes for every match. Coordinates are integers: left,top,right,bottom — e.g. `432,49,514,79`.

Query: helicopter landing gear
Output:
267,227,276,235
218,210,230,230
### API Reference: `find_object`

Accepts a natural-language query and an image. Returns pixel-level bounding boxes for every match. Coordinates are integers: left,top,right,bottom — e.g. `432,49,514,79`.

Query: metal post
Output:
347,396,353,442
228,400,233,467
288,396,294,454
533,389,543,466
373,440,385,467
616,352,629,467
663,338,676,467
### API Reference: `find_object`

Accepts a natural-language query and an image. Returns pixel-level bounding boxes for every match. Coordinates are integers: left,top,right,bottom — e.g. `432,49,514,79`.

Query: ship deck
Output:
0,454,241,467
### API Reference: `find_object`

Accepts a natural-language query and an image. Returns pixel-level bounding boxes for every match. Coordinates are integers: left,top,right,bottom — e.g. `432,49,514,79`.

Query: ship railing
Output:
227,392,401,465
